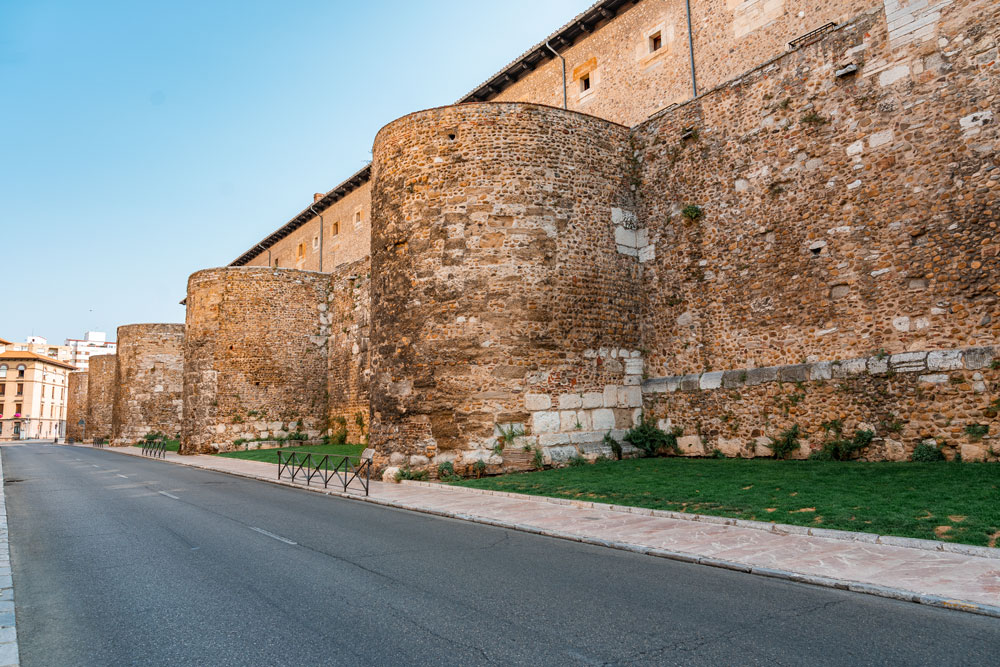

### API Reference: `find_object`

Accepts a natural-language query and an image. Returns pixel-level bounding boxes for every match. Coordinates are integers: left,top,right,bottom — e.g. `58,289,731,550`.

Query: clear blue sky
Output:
0,0,592,344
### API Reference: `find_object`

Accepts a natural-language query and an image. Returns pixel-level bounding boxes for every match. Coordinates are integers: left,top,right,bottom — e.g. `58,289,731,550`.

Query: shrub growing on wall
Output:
624,417,682,456
766,424,801,459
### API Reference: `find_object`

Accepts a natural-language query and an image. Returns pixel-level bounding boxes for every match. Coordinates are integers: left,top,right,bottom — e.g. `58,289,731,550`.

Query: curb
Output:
0,453,21,667
397,480,1000,560
75,444,1000,620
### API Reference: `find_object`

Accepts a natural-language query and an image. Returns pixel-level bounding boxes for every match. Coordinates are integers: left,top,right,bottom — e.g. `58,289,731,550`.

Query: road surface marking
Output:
117,474,128,478
251,527,297,545
92,464,100,468
158,491,180,500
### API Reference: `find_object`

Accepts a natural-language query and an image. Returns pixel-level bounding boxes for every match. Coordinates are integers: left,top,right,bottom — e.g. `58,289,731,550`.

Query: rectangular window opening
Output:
331,221,340,236
580,74,591,92
650,31,662,53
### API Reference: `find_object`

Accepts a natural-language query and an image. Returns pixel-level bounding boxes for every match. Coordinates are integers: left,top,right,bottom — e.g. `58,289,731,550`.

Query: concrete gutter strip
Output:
397,480,1000,560
80,445,1000,620
0,454,20,667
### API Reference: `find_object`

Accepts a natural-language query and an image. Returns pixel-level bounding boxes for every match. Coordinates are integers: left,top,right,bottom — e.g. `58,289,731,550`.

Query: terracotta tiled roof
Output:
0,350,78,370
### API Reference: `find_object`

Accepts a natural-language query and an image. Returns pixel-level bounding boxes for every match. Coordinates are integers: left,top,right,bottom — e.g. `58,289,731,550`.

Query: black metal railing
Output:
92,440,106,448
141,439,167,458
789,23,837,49
277,451,372,496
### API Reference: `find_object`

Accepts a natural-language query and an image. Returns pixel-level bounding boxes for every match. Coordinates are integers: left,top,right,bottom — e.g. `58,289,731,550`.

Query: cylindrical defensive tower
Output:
65,371,88,442
85,355,117,444
370,102,643,472
181,267,332,454
112,323,185,445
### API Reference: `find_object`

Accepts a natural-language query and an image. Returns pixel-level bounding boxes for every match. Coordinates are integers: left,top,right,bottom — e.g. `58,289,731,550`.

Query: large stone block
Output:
532,411,561,434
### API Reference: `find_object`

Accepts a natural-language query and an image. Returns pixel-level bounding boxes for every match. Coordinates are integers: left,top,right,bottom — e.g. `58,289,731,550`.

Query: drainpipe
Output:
684,0,698,97
545,41,568,109
309,204,324,272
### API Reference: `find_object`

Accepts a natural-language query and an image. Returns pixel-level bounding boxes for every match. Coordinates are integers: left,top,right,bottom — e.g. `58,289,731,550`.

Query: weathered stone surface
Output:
85,355,116,443
65,371,88,442
112,323,184,446
532,411,560,434
181,268,333,454
525,393,552,411
927,350,963,372
592,409,617,432
369,103,640,474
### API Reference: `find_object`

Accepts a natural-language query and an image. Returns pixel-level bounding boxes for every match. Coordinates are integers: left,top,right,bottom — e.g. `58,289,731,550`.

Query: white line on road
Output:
92,464,100,468
117,474,128,478
158,491,179,500
251,527,297,545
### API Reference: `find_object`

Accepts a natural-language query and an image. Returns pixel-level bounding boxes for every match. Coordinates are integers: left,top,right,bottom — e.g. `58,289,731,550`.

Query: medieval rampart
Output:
112,323,184,445
326,257,372,445
85,354,116,444
181,267,333,453
633,1,1000,459
370,102,646,473
65,371,88,442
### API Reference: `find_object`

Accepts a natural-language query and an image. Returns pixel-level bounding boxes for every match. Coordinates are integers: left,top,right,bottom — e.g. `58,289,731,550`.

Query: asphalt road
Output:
3,444,997,666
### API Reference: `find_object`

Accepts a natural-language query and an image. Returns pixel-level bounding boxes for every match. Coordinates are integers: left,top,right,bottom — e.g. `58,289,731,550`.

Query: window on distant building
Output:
16,384,23,396
15,403,22,416
355,211,362,226
313,236,319,250
17,365,25,378
297,243,305,260
649,31,662,53
0,385,5,396
580,74,591,92
331,221,340,236
0,365,6,379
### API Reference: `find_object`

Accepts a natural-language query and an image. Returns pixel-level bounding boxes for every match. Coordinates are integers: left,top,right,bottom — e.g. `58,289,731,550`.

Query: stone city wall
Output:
181,267,332,454
111,323,184,445
643,347,999,461
632,3,998,376
370,102,644,475
65,371,88,442
632,0,999,460
84,354,116,444
326,257,371,445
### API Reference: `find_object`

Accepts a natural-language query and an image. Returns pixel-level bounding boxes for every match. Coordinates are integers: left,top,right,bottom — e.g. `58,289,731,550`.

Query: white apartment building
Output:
64,332,117,371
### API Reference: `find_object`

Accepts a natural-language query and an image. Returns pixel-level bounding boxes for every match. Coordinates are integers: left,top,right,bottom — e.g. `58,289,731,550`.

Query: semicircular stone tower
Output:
181,267,332,454
85,354,117,444
65,371,88,442
112,323,184,445
370,102,644,473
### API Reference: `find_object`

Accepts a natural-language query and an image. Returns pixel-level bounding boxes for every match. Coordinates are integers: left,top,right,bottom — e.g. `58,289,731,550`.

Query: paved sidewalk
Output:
82,444,1000,617
0,448,20,667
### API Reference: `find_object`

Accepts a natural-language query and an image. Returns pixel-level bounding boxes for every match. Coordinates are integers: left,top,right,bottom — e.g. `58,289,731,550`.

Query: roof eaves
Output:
229,164,372,267
456,0,637,104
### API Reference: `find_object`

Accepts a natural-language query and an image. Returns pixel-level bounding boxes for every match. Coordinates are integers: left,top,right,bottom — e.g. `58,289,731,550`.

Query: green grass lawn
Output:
130,439,180,452
453,458,1000,547
215,442,365,464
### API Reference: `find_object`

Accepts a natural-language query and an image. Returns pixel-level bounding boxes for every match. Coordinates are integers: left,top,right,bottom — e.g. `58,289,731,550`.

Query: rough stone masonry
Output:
102,0,997,471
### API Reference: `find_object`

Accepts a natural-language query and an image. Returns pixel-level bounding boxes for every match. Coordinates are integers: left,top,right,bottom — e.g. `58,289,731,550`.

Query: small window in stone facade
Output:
580,74,591,92
297,243,305,260
312,236,319,250
331,221,340,236
355,211,362,226
649,31,662,53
